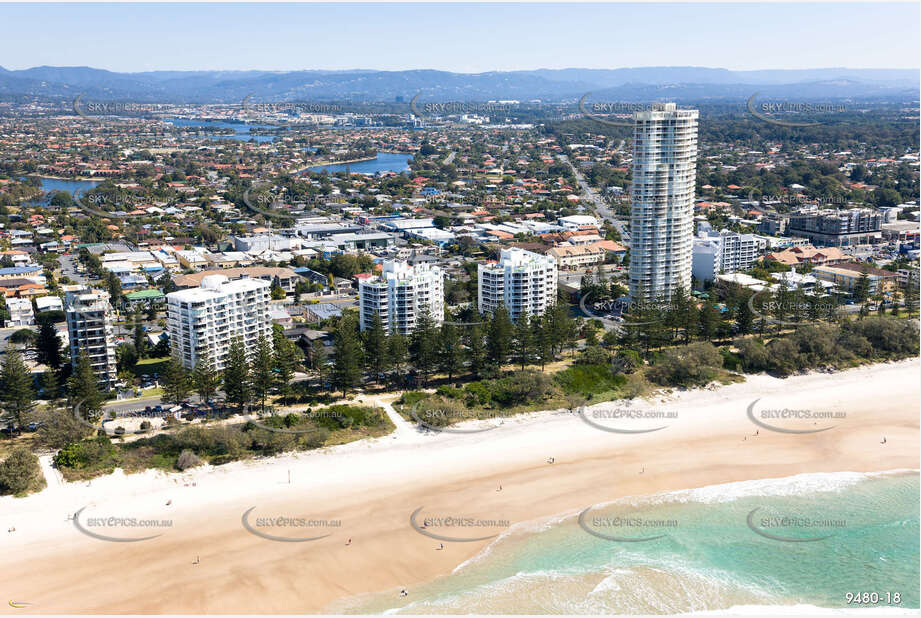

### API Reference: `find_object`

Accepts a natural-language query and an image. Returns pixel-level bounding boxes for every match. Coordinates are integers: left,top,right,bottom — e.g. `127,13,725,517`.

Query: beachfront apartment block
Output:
65,290,117,388
629,103,699,301
167,275,272,370
691,222,764,283
478,248,558,321
358,261,444,334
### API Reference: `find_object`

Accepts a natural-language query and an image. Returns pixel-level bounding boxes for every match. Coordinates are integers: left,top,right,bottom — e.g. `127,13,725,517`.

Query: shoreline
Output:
306,155,379,168
1,358,918,614
21,174,102,182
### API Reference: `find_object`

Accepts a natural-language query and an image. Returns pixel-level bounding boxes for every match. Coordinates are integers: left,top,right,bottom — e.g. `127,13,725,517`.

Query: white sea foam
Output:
450,508,584,574
607,469,918,508
441,470,917,600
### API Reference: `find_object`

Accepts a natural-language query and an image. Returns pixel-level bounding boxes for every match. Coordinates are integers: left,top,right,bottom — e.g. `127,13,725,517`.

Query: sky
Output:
0,3,918,73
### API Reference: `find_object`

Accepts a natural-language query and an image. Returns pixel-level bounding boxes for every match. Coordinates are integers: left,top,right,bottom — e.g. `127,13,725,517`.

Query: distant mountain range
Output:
0,66,917,104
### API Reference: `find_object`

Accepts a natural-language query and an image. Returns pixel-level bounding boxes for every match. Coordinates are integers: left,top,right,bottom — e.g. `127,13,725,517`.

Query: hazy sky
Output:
1,3,918,72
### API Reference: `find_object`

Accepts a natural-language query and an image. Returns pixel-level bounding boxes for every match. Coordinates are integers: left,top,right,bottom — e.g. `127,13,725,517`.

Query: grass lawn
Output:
110,387,164,404
130,356,170,380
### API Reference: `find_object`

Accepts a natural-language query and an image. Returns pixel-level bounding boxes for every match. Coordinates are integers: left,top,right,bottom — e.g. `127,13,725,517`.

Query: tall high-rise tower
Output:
478,248,558,322
359,261,444,334
628,102,699,301
65,289,117,388
167,275,272,370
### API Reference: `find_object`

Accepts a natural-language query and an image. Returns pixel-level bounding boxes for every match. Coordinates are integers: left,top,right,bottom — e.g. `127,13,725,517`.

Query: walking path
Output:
37,455,65,494
354,393,427,443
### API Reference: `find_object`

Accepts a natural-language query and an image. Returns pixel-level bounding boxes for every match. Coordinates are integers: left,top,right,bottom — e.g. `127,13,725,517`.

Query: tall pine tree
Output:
388,332,409,375
68,350,103,421
410,311,439,384
331,313,363,396
273,328,302,406
250,335,275,412
438,322,463,381
36,319,63,372
513,314,533,370
363,313,389,380
192,349,220,407
1,348,35,431
223,338,253,412
465,322,487,378
161,356,191,406
486,304,513,369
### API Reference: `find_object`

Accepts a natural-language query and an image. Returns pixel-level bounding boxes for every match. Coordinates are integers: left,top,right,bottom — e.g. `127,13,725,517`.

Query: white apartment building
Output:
5,297,35,327
558,215,601,231
478,248,558,321
65,290,117,388
359,261,443,334
232,234,297,253
691,222,764,283
629,102,699,301
167,275,272,370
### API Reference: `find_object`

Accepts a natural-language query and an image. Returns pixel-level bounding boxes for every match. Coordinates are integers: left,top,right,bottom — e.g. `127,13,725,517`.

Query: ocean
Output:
332,470,919,614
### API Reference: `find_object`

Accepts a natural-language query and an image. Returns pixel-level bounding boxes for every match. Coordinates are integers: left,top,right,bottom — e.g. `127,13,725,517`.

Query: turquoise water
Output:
307,152,412,175
335,471,919,614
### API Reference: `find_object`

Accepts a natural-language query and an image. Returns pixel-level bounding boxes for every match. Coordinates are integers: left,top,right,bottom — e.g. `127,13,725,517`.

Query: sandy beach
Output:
2,359,918,614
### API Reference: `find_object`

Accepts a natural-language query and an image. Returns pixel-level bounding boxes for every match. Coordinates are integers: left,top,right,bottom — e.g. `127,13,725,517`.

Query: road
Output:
58,253,88,285
104,396,166,414
560,154,631,246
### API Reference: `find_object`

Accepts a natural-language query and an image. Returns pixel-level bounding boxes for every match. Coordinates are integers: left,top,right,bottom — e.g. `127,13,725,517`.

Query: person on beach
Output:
346,538,352,546
496,483,502,492
881,437,887,444
437,543,444,550
400,589,408,597
193,556,200,565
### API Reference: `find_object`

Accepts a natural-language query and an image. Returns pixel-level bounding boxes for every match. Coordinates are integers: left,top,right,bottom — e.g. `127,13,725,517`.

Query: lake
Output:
21,177,101,204
307,152,413,174
165,118,279,143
